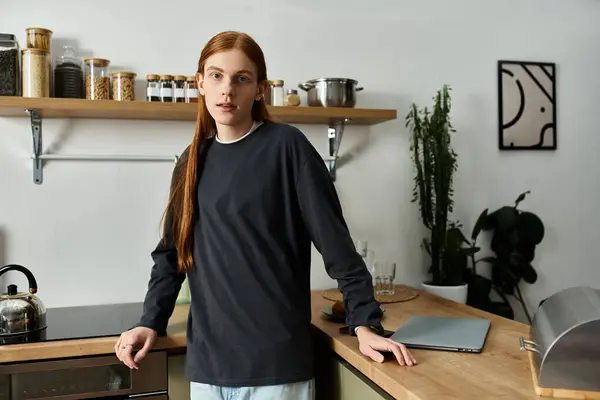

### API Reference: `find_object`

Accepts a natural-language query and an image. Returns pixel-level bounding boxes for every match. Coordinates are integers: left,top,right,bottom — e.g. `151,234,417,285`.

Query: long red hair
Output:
163,31,271,273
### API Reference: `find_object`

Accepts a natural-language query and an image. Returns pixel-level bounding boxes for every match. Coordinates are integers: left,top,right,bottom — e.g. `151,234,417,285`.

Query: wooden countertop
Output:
0,304,189,364
0,288,541,400
311,288,541,400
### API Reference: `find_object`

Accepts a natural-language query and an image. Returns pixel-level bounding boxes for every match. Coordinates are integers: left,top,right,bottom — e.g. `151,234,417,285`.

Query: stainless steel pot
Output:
298,78,363,107
0,264,47,336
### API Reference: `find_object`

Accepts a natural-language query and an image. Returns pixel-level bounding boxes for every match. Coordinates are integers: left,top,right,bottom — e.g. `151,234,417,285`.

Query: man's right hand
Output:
115,327,157,369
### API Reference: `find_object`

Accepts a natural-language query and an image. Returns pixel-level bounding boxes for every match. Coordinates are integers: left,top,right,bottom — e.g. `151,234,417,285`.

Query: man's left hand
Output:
355,326,417,366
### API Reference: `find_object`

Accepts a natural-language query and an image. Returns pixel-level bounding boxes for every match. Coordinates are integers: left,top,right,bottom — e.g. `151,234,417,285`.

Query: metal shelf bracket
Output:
24,110,349,184
25,109,179,185
28,110,43,184
326,118,349,182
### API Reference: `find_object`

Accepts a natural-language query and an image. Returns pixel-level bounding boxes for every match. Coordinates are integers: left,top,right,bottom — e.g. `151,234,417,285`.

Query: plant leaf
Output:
471,208,489,241
514,190,531,208
460,246,480,255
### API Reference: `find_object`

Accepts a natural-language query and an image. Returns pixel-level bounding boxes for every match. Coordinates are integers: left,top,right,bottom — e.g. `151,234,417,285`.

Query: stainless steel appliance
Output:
298,78,363,107
0,351,168,399
519,286,600,392
0,264,47,337
0,301,168,399
0,301,144,346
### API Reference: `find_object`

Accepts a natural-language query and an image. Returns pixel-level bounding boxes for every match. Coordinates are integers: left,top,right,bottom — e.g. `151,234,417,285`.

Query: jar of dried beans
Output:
112,71,136,101
0,33,21,96
22,48,51,98
84,57,110,100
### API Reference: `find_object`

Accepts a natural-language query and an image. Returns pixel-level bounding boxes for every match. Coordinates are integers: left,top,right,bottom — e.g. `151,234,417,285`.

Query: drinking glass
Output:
374,260,396,296
354,240,368,258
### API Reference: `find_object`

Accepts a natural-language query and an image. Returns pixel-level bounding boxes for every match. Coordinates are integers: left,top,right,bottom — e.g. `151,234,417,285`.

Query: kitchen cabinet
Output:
314,343,393,400
168,354,190,400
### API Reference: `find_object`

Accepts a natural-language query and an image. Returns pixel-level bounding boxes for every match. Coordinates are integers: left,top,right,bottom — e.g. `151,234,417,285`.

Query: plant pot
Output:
421,282,469,304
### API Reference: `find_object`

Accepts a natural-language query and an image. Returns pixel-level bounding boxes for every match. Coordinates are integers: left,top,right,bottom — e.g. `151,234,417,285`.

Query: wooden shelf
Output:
0,96,397,184
0,97,397,125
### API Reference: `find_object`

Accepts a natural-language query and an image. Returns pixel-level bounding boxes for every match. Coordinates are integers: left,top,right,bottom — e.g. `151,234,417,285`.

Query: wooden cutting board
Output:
527,348,600,399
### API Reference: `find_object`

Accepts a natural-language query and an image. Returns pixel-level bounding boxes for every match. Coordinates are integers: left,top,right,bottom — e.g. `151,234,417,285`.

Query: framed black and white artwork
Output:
497,60,557,150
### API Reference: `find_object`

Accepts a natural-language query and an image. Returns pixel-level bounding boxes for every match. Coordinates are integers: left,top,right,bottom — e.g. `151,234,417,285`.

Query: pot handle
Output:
355,86,364,91
0,264,39,294
298,82,314,91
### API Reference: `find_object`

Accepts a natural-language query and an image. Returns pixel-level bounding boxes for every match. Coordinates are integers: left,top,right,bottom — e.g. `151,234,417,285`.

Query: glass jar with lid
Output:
173,75,186,103
112,71,136,101
54,45,84,98
270,80,284,106
159,74,174,102
185,76,198,103
84,57,110,100
0,33,21,96
22,48,51,98
284,89,301,106
146,74,160,102
25,27,53,51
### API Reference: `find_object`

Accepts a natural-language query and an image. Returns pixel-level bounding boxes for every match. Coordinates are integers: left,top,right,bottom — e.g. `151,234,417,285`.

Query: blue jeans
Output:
190,379,314,400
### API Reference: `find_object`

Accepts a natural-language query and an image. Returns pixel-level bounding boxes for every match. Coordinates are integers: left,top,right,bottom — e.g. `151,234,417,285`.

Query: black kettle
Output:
0,264,47,336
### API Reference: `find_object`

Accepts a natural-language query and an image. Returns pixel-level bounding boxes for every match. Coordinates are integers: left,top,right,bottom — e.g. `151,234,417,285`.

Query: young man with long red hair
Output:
115,31,416,400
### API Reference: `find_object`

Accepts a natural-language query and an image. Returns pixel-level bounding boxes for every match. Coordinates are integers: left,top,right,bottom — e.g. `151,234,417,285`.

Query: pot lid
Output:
305,77,359,84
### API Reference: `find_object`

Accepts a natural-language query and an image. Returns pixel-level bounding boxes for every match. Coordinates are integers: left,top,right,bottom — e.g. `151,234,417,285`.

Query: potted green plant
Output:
464,191,544,323
406,84,470,303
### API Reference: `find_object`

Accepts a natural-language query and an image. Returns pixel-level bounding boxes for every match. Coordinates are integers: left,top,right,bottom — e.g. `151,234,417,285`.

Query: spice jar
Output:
270,80,284,106
284,89,301,106
84,57,110,100
173,75,186,103
25,27,53,51
185,76,198,103
159,74,173,102
0,33,21,96
22,48,50,98
112,71,136,101
146,74,160,102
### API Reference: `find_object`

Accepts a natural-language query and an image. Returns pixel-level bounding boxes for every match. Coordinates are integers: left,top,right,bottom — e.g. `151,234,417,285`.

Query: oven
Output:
0,350,168,399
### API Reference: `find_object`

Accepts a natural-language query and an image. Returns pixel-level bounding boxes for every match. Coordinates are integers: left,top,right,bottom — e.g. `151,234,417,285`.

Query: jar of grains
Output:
84,57,110,100
111,71,136,101
22,48,51,97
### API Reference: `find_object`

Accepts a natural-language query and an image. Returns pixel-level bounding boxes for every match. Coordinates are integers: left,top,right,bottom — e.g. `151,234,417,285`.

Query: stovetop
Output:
0,302,144,346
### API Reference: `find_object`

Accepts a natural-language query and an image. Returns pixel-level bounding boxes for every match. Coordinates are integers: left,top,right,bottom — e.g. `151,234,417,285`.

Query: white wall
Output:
1,0,599,323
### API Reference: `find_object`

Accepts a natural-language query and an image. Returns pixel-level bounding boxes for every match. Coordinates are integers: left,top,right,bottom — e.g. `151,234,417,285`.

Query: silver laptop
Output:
389,315,491,353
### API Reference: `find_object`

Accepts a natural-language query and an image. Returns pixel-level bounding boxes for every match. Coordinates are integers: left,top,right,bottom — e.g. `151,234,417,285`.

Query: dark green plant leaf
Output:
521,264,538,284
471,208,489,241
516,243,536,263
422,238,431,256
476,256,497,264
493,206,520,234
491,232,512,259
460,246,480,255
514,190,531,208
518,211,545,245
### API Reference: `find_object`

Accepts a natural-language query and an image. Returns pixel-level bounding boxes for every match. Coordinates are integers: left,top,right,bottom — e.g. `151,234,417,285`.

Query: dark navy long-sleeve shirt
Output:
138,120,383,386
